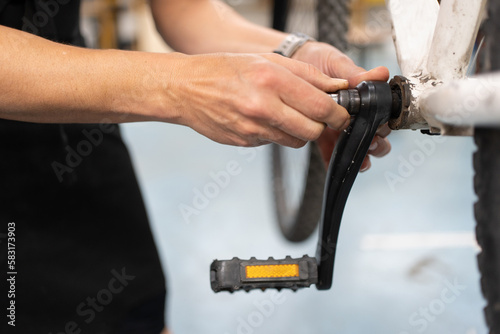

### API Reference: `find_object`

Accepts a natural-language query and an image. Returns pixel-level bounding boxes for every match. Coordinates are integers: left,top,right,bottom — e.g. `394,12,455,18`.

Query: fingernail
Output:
369,141,378,151
332,78,349,87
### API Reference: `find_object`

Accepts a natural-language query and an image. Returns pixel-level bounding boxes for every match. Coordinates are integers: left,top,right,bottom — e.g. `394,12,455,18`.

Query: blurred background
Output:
80,0,486,333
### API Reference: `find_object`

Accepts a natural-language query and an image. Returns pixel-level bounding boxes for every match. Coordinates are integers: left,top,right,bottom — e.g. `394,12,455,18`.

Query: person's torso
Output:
0,0,83,45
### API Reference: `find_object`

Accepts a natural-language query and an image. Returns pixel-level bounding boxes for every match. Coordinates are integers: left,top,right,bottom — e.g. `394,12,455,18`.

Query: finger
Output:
324,54,366,80
259,94,327,142
260,126,308,148
316,127,341,168
232,119,308,148
280,83,350,131
348,66,390,88
323,55,388,83
376,123,391,138
265,69,350,130
360,156,371,172
264,53,350,92
368,136,391,157
274,102,328,142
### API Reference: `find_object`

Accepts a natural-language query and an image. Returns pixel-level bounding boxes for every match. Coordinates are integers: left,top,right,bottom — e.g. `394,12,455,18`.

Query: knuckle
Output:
275,133,306,148
267,111,284,129
331,112,351,130
304,62,322,78
290,139,307,149
247,59,281,87
297,125,322,142
338,109,351,125
240,97,266,119
253,68,277,88
230,135,251,147
237,121,261,139
310,95,333,120
306,124,325,141
239,140,255,148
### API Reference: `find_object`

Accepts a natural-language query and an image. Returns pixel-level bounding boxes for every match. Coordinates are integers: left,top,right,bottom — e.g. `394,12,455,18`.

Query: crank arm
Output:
210,80,402,293
315,81,400,289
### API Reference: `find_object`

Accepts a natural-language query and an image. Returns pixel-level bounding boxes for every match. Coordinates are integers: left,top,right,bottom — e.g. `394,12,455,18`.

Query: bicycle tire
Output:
317,0,350,52
474,128,500,333
270,0,350,242
474,1,500,332
272,141,326,242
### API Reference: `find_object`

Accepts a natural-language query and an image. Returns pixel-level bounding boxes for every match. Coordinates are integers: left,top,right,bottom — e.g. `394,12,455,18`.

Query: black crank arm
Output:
315,81,400,290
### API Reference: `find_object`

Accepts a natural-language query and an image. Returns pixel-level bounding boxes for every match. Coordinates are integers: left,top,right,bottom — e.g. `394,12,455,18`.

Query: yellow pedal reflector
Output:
245,264,299,279
211,256,318,292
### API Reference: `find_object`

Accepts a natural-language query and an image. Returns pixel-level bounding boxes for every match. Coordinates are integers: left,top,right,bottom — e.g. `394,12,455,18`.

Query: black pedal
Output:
210,255,318,293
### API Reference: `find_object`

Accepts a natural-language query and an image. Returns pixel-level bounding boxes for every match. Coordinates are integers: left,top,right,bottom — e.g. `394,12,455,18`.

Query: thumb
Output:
348,66,390,88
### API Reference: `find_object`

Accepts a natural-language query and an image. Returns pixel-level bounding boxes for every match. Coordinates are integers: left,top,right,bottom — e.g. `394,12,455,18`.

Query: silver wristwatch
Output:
273,32,315,58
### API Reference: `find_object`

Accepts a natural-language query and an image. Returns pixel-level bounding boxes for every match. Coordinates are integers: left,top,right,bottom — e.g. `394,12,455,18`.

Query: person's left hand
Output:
292,41,392,171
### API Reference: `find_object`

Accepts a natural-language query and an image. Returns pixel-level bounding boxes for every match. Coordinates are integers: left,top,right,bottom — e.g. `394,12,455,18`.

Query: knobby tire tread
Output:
474,128,500,334
317,0,350,52
475,0,500,332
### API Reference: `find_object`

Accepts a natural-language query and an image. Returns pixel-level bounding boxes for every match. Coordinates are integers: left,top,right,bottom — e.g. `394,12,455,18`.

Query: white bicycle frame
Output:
386,0,500,135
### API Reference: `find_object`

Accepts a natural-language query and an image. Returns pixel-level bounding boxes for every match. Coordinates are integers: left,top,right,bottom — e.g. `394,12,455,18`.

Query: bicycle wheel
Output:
475,1,500,332
474,128,500,333
317,0,350,52
272,141,326,241
270,0,350,242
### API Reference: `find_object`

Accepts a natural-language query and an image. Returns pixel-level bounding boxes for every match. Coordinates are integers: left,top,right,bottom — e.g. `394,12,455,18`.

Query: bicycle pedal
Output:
210,255,318,293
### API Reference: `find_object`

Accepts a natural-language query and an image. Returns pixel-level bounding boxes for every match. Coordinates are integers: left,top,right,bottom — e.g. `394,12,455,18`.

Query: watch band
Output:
273,33,315,58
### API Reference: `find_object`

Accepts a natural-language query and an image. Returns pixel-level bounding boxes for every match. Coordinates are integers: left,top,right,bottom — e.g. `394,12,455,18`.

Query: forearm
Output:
0,23,355,149
150,0,287,54
0,25,180,124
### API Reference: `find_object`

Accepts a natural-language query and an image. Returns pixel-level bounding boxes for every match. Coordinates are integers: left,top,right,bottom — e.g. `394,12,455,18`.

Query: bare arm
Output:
0,25,176,124
149,0,287,54
0,25,350,147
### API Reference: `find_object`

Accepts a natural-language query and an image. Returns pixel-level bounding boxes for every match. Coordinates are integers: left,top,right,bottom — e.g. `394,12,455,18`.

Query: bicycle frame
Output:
386,0,500,135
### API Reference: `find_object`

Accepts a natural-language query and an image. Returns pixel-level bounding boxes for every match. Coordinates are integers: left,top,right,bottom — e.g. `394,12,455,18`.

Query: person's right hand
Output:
160,53,350,147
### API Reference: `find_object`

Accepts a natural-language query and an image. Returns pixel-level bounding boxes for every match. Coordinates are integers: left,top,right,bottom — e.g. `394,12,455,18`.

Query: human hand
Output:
166,53,351,147
292,41,392,171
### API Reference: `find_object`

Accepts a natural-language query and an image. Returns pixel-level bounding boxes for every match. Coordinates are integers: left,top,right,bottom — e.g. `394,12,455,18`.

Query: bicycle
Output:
210,0,500,333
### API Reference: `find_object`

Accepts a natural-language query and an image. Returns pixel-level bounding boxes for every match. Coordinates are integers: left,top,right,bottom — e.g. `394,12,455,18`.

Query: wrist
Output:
290,39,319,61
273,32,316,58
107,51,186,124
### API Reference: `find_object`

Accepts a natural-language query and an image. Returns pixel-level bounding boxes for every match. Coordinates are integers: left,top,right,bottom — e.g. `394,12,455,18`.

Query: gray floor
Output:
119,5,487,333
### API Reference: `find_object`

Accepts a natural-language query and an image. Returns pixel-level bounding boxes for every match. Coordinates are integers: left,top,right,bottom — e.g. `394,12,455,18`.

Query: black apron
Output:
0,1,166,332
